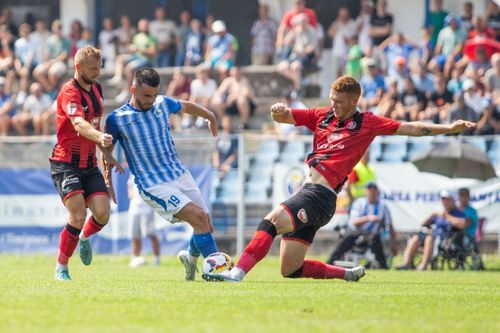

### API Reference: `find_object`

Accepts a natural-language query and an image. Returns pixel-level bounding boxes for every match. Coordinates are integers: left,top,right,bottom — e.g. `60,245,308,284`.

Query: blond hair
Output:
74,45,101,64
330,76,361,100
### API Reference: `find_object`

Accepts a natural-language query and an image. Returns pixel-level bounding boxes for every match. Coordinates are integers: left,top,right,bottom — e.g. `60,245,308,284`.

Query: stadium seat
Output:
245,182,269,203
406,136,435,160
280,141,305,161
379,137,408,162
254,140,280,162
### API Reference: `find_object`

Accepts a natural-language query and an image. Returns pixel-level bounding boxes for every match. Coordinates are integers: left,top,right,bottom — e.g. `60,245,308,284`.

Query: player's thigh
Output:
264,205,294,234
83,169,110,223
140,182,193,223
279,238,310,277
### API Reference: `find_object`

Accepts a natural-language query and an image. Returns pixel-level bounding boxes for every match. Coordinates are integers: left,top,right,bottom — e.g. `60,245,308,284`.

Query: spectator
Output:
110,19,158,103
395,77,426,122
205,13,215,39
0,76,14,135
98,17,117,70
486,0,500,41
184,18,205,67
387,56,409,93
417,27,434,65
149,6,177,67
68,19,84,58
213,66,256,130
277,13,318,96
250,4,278,65
411,62,435,94
166,67,191,100
369,0,393,47
115,14,136,55
212,115,238,177
345,35,363,80
30,19,50,66
379,32,417,77
127,174,160,268
468,16,495,40
205,20,235,79
457,187,482,270
328,6,356,78
462,78,484,115
276,0,318,54
448,92,477,134
485,52,500,93
461,2,475,33
0,9,17,37
13,23,35,106
359,58,385,112
397,191,466,271
187,65,217,128
427,0,448,47
422,74,453,123
377,77,399,119
433,14,466,77
33,20,70,93
11,82,52,135
355,0,373,55
175,10,191,66
447,66,465,94
346,151,376,204
326,182,396,269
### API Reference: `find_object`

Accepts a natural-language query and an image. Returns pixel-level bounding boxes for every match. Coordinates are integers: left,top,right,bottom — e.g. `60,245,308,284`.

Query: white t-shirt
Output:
149,19,177,45
23,93,52,116
29,30,50,64
190,78,217,98
331,19,356,57
98,30,117,60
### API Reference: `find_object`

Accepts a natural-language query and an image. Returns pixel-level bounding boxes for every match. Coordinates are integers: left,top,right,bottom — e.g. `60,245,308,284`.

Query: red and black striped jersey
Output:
292,107,401,190
50,79,104,169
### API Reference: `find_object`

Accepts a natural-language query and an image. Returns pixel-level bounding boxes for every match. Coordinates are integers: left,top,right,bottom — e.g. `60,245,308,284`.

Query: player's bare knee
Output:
189,208,210,232
69,212,86,229
93,212,110,225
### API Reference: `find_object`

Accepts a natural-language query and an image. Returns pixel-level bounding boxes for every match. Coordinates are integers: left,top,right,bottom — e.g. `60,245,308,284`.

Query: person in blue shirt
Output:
457,187,483,269
397,190,466,271
103,68,219,281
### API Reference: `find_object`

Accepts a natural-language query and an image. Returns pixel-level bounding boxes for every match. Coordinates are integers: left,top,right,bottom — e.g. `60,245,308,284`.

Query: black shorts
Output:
281,183,337,245
50,160,108,203
225,99,256,116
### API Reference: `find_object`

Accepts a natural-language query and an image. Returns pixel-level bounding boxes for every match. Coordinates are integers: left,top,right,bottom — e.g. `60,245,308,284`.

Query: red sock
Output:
82,216,105,238
236,231,275,273
57,224,80,265
300,260,346,279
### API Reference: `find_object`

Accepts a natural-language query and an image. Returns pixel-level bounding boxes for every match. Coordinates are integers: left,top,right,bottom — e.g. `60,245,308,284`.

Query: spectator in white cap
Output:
205,20,236,80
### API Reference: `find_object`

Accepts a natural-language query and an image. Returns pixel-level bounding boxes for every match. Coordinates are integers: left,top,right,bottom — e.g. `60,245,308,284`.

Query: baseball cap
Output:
212,20,226,33
439,190,453,199
365,181,378,189
462,79,475,91
366,58,376,67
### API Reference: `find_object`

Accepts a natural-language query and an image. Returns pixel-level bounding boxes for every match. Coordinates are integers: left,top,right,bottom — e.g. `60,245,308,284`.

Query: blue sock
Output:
188,235,201,257
192,232,218,258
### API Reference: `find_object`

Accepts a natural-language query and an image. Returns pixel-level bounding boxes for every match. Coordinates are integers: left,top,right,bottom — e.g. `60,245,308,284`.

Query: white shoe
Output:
114,90,130,104
346,266,365,282
129,256,147,268
177,250,197,281
202,269,243,283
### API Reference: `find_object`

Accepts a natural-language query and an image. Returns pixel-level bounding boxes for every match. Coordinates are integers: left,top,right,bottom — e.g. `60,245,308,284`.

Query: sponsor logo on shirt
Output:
297,208,308,224
327,132,343,143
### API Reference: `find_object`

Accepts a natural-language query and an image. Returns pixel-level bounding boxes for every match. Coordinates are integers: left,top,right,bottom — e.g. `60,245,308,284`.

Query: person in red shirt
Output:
204,76,476,283
50,45,122,281
276,0,318,51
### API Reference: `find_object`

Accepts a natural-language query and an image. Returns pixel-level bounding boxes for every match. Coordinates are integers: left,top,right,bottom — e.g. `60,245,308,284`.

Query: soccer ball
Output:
202,252,234,275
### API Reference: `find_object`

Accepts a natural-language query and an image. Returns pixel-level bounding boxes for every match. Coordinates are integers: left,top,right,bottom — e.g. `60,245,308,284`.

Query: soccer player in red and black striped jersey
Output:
205,76,476,283
50,45,122,281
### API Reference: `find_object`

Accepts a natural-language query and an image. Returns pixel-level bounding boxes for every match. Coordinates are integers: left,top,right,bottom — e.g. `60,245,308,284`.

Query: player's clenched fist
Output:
271,103,288,116
100,133,113,147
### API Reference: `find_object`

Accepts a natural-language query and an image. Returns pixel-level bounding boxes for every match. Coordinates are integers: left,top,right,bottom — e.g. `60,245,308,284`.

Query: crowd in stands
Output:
0,0,499,135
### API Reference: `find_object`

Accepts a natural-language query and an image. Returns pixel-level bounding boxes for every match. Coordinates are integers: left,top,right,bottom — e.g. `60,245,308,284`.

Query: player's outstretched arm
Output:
395,119,476,137
70,116,113,147
270,103,295,124
180,100,218,136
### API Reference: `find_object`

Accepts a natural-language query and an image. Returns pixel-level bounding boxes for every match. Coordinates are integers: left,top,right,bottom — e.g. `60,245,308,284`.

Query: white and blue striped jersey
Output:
106,95,187,190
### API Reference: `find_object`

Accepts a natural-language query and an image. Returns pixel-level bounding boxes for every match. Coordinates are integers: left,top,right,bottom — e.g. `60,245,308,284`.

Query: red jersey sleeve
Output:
291,107,323,131
365,112,401,136
59,85,84,118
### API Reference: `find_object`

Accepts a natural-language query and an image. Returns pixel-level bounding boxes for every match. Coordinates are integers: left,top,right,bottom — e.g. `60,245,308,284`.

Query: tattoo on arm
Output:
420,128,431,135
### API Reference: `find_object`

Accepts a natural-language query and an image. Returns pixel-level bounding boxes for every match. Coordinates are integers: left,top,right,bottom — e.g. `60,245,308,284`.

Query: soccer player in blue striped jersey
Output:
104,68,219,280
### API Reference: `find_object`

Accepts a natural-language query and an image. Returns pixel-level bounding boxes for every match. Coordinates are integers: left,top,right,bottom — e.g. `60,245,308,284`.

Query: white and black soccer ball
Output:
202,252,234,275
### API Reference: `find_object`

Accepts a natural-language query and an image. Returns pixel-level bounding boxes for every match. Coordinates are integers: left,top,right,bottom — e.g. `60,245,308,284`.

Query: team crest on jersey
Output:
297,208,308,224
67,102,78,115
347,121,357,130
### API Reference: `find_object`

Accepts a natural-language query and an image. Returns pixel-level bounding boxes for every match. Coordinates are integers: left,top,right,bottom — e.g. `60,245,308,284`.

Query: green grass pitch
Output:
0,255,499,333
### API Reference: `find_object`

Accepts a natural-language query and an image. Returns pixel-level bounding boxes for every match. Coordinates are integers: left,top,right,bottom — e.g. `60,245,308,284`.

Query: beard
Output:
81,74,95,85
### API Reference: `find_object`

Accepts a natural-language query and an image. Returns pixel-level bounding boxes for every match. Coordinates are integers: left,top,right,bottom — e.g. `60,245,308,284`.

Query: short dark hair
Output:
134,68,160,87
458,188,470,196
